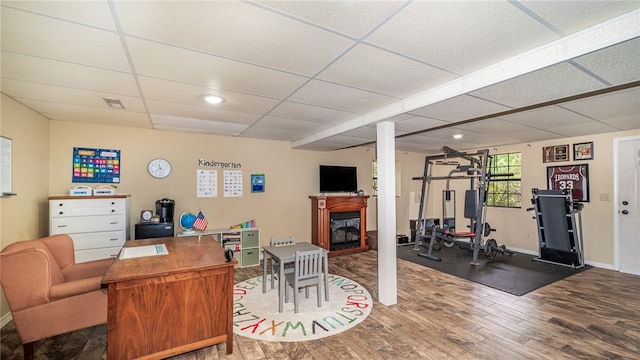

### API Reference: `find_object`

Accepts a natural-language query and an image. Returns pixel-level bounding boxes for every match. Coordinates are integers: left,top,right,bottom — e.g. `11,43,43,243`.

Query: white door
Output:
615,136,640,275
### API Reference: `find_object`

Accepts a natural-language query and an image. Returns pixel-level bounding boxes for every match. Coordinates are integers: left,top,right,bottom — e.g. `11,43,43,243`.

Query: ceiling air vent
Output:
103,98,125,109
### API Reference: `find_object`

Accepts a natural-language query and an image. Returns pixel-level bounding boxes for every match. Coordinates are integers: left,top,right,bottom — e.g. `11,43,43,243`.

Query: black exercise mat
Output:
396,244,590,296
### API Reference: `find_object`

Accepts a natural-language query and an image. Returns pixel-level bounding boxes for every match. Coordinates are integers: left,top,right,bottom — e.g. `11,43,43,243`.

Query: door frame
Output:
612,134,640,272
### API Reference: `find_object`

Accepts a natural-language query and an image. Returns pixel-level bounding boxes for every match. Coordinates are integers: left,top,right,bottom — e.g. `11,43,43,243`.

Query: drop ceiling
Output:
1,1,639,153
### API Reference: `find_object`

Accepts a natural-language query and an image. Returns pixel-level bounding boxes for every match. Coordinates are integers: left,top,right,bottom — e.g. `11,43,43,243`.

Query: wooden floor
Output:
2,250,639,360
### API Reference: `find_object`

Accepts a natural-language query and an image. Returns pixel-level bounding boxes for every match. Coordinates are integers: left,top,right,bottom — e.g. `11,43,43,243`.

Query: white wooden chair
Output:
284,249,323,313
269,236,294,289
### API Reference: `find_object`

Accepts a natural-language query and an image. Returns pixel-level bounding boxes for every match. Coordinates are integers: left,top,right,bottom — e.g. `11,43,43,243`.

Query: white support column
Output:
376,121,397,306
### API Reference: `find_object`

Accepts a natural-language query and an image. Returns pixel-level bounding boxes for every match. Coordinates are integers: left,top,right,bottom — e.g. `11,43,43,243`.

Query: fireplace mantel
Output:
309,195,369,257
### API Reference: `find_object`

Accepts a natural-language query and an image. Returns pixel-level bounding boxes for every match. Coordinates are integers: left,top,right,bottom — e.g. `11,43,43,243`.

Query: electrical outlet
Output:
599,193,610,201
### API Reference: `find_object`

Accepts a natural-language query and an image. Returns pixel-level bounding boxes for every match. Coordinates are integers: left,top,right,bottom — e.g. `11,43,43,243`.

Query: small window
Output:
487,152,521,208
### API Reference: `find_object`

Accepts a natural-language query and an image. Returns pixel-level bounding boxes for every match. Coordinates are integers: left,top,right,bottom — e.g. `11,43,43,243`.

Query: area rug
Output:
396,244,590,296
233,274,372,342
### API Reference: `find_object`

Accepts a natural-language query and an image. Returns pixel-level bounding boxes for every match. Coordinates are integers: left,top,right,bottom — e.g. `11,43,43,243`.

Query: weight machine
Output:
412,146,514,265
529,188,585,269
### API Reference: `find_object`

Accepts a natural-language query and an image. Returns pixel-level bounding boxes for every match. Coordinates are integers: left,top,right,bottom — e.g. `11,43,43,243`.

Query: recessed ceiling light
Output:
203,95,224,104
453,134,463,139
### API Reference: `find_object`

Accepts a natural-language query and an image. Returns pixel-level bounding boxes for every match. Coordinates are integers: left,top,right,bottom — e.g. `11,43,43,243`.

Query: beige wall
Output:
48,121,380,245
1,94,51,318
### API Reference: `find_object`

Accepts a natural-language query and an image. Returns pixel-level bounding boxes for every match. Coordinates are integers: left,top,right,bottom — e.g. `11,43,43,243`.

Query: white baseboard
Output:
1,312,13,327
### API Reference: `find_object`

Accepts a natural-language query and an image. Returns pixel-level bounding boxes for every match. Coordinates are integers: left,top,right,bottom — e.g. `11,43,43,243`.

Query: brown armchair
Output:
0,234,114,360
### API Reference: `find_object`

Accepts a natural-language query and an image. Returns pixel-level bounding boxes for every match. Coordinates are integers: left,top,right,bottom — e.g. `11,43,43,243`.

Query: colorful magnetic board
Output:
72,147,120,183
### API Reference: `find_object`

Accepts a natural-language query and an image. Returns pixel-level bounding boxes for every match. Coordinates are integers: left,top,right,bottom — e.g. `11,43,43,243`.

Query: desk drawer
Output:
242,230,259,248
241,248,259,267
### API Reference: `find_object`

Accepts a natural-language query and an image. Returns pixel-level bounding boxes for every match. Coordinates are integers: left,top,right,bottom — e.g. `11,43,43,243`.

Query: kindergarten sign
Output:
233,274,373,342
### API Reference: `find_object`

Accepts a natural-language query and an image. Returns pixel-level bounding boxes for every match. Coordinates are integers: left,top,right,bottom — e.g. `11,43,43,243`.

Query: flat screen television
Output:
319,165,357,193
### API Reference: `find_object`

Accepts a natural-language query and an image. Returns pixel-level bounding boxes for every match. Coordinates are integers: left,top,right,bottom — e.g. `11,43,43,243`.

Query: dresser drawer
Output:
241,230,259,248
75,247,121,263
51,215,125,234
50,199,124,217
69,231,125,250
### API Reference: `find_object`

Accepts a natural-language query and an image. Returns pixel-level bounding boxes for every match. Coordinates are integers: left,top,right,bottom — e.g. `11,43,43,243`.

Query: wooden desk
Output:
262,242,329,313
102,236,234,360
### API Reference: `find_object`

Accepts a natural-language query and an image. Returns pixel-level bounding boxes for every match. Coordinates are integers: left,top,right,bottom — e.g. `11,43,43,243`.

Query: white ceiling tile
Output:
318,43,456,97
240,126,312,142
146,100,260,126
127,37,308,99
550,121,621,137
1,1,637,152
151,114,249,136
269,101,358,125
138,77,280,114
469,63,607,108
256,0,406,39
2,0,117,30
408,95,511,122
560,88,640,129
499,106,594,130
2,52,139,96
393,116,449,133
17,99,150,127
253,116,332,134
114,1,354,76
454,118,539,135
572,38,640,85
339,126,379,139
45,112,152,129
1,7,128,71
520,1,640,35
289,80,397,113
1,79,147,112
365,1,558,75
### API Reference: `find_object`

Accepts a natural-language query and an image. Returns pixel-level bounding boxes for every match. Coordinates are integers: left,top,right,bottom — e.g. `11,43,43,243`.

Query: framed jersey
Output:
547,164,589,202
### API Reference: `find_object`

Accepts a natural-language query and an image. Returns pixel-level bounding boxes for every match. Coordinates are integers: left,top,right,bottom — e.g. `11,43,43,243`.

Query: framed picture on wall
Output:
547,164,589,202
573,142,594,160
542,144,570,163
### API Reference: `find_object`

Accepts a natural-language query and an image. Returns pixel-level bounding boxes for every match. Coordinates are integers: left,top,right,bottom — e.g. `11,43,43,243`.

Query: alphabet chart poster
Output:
197,169,217,197
72,147,120,183
224,170,242,197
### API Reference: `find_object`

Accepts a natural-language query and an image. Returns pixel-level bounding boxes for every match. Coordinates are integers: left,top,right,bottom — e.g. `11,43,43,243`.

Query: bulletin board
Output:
72,147,121,183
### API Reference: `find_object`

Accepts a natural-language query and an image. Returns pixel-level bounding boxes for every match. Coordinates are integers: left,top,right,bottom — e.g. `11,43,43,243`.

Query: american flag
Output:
193,211,208,231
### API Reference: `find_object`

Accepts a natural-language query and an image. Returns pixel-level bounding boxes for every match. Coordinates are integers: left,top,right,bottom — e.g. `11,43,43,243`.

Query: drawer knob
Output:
110,238,119,241
58,203,63,207
110,222,119,225
111,209,115,213
58,211,64,215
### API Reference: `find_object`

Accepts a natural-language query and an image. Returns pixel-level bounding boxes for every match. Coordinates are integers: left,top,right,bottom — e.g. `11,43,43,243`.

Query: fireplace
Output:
310,195,369,257
330,211,361,251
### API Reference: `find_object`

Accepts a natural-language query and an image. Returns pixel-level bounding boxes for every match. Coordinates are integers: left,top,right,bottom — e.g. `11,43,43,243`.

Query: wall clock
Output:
148,158,172,179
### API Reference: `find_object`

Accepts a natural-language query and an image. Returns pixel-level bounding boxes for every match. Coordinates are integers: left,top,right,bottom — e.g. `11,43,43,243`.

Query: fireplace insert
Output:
330,211,360,251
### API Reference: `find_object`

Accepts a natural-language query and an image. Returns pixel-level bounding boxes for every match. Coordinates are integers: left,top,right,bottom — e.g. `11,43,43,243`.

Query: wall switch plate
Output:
599,193,610,201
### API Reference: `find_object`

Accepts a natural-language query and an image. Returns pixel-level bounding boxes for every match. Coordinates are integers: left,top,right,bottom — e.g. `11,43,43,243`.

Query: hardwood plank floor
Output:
1,250,639,359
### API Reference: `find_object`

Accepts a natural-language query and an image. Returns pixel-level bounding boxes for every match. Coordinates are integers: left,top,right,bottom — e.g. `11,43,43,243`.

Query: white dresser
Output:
49,195,131,263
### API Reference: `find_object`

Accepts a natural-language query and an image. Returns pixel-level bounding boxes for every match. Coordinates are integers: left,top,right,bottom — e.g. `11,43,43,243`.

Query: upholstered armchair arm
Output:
0,248,53,311
61,258,114,282
49,276,105,301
